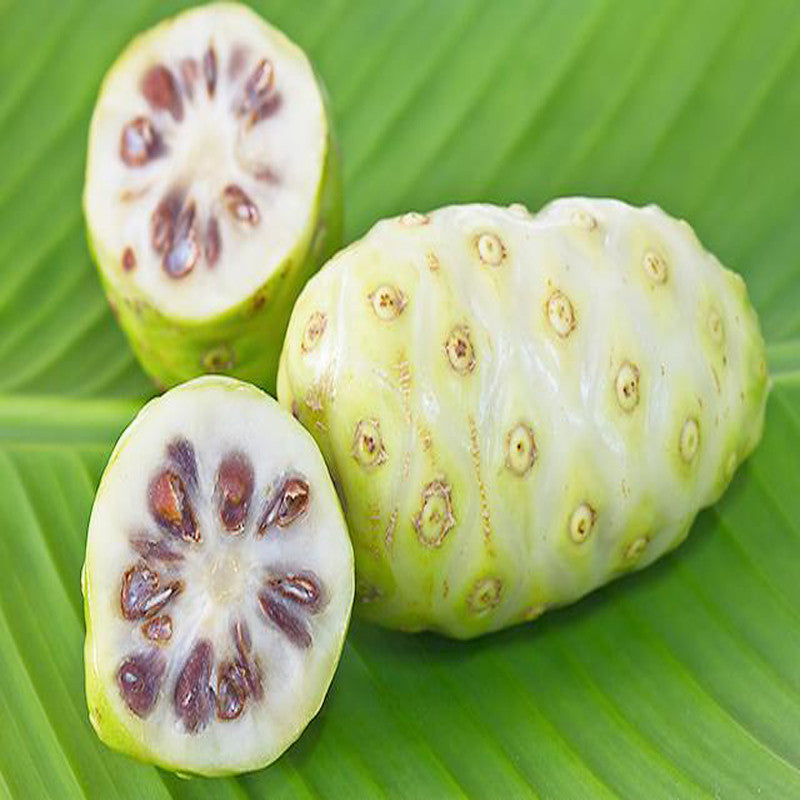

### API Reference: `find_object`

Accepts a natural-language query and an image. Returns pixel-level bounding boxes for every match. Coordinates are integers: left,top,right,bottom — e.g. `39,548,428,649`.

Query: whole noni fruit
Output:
277,199,768,639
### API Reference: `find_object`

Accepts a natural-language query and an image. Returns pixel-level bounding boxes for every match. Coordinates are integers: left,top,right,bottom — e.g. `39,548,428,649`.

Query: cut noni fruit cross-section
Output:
84,2,342,390
82,376,353,775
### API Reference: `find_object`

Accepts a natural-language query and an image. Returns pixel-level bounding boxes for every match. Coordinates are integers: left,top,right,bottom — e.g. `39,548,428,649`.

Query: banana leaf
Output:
0,0,798,796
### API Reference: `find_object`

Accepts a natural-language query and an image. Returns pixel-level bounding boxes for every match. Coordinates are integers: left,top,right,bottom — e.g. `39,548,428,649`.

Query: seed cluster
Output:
118,43,283,278
116,437,323,733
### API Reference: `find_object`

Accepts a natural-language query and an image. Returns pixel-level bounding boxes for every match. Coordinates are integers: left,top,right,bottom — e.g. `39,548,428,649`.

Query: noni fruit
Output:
277,199,768,639
84,3,341,391
82,376,354,774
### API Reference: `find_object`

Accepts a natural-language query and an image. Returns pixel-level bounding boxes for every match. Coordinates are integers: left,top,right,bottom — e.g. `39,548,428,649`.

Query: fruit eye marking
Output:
708,310,724,345
624,536,649,563
571,209,598,230
468,578,503,614
475,232,505,266
445,325,476,374
643,251,668,284
368,285,406,320
508,202,531,218
505,422,536,476
400,211,429,226
352,419,387,469
615,361,641,412
569,503,596,544
679,417,700,463
301,311,327,354
546,290,576,338
413,479,456,547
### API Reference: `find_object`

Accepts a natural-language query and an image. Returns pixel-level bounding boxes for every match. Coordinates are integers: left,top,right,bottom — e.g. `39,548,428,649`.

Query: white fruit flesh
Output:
277,199,769,638
84,2,328,319
83,377,353,774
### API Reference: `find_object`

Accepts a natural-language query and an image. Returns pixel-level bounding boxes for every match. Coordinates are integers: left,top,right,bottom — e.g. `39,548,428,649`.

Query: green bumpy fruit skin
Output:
86,139,342,394
277,200,769,639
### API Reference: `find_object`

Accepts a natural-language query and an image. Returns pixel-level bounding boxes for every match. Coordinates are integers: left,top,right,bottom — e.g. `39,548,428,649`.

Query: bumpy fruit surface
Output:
278,199,768,639
82,376,353,775
84,2,342,391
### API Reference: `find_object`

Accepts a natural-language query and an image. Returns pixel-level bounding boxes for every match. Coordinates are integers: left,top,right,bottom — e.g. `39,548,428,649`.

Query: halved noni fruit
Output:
278,199,769,639
82,376,354,775
84,2,341,390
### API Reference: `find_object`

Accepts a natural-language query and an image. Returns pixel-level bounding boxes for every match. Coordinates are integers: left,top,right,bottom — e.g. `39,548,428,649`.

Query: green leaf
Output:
1,0,799,796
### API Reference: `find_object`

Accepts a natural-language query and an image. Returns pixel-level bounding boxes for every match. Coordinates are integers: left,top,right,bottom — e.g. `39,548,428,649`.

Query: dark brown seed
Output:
163,201,200,278
174,640,215,733
236,58,280,125
245,58,274,99
252,165,280,183
121,563,182,620
268,572,322,612
242,657,263,700
205,216,221,267
120,117,161,167
117,651,166,718
223,184,260,226
228,45,247,80
258,592,311,649
142,64,183,121
180,58,199,99
120,563,157,619
203,45,217,98
216,661,247,720
131,537,184,563
232,620,263,700
167,437,198,489
249,93,282,126
149,469,199,542
141,614,173,642
216,452,255,532
259,477,310,533
151,192,181,255
233,619,252,655
122,247,136,272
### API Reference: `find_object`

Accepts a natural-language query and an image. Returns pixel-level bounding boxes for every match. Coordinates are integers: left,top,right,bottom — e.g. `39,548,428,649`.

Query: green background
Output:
1,0,800,797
